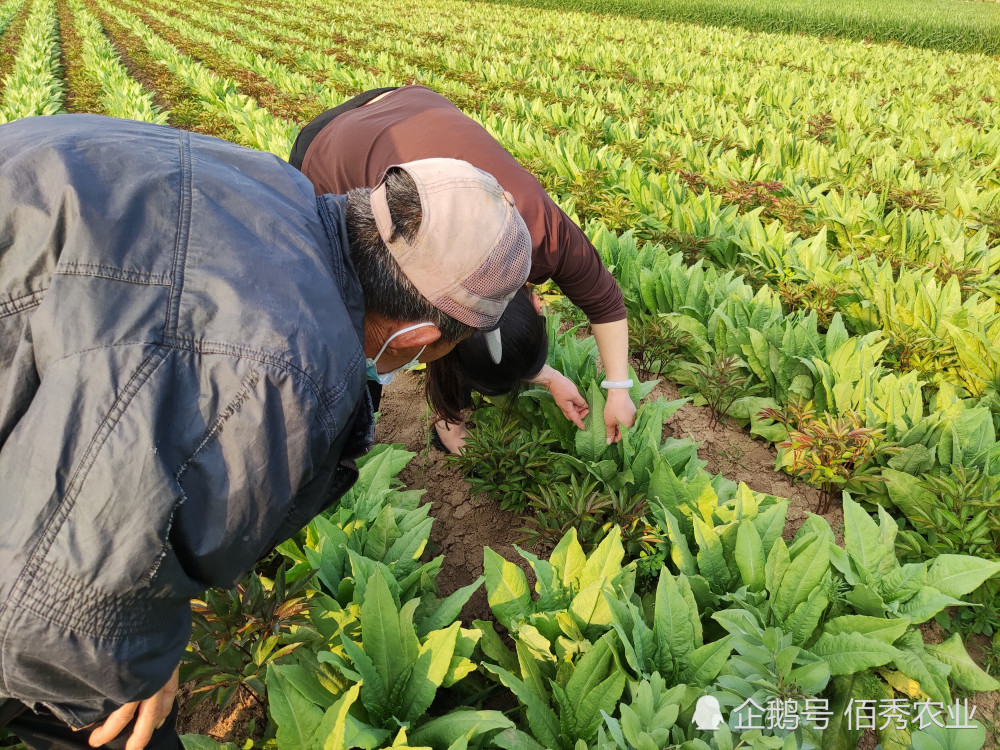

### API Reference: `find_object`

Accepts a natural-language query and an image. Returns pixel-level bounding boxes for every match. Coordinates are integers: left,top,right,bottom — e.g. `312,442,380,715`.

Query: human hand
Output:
87,667,179,750
603,388,637,444
545,371,590,429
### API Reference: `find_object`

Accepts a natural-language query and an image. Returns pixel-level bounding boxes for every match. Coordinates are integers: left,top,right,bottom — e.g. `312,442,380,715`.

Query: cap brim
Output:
484,329,502,364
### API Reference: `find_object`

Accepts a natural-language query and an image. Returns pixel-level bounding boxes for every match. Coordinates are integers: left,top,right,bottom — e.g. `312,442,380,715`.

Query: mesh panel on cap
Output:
461,213,532,305
433,296,495,330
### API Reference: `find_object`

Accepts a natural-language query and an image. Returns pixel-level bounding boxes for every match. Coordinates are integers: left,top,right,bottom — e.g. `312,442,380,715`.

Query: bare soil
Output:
176,683,265,743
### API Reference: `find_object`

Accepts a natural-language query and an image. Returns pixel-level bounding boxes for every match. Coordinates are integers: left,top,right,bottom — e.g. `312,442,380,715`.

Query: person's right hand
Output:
543,370,590,429
87,667,178,750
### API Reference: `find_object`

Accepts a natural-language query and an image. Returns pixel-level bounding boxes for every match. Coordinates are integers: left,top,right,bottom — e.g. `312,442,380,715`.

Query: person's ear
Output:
385,323,442,353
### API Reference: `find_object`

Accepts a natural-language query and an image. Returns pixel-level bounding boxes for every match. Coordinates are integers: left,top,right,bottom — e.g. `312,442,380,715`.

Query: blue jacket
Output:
0,115,373,726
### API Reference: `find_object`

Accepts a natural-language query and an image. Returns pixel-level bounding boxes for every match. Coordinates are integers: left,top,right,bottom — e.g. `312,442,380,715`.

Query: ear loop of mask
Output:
366,321,436,385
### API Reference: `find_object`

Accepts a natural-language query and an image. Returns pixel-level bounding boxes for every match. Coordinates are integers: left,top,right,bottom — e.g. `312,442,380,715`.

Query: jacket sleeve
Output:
0,343,363,728
544,209,627,325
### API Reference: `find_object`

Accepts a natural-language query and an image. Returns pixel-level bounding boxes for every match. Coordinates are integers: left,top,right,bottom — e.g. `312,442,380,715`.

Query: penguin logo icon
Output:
692,695,725,730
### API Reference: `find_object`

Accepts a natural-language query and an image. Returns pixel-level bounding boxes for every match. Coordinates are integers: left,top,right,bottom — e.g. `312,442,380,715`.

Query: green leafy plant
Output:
628,312,692,379
479,532,636,750
180,562,315,712
775,409,898,513
684,354,765,429
267,573,511,750
594,673,687,750
884,464,1000,637
448,411,559,512
893,464,1000,561
517,473,648,553
775,279,846,327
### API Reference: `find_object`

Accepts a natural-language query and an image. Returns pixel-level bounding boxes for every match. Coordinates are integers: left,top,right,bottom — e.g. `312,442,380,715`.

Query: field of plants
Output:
1,0,1000,748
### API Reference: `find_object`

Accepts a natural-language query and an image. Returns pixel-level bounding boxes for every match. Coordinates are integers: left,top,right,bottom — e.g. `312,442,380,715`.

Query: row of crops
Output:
477,0,1000,55
1,0,999,747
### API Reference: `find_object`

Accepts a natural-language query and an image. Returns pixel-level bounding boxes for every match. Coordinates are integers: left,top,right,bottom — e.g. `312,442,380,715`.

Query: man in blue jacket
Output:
0,115,531,749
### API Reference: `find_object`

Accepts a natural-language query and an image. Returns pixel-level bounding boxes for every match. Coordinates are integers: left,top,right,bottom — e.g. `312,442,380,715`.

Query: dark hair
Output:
345,168,471,343
425,286,548,422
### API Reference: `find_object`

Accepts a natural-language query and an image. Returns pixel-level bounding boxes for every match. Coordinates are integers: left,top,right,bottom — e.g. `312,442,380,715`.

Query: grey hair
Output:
345,169,472,343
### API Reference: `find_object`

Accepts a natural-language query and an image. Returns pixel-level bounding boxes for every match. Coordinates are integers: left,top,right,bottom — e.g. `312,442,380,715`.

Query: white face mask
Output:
365,322,435,386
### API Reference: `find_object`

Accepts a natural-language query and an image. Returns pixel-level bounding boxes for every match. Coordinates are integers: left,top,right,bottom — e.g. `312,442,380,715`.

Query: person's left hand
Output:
87,667,179,750
545,370,590,429
604,388,637,444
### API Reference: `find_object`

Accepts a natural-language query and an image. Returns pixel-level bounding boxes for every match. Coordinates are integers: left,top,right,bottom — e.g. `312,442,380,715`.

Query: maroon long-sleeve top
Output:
300,85,626,324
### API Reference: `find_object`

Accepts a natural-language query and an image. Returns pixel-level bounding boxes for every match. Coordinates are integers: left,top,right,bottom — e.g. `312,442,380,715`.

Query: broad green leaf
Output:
810,632,902,675
878,563,928,604
579,530,625,589
693,517,732,591
366,504,401,563
765,538,790,594
890,640,954,707
658,509,696,575
680,636,733,686
735,521,765,591
822,616,909,644
843,497,893,578
653,570,697,676
483,665,561,750
266,663,324,750
267,663,336,709
886,444,935,474
397,623,460,721
564,633,626,740
785,588,830,647
491,729,548,750
607,593,654,677
484,548,532,630
340,637,390,723
898,587,966,624
514,546,565,611
549,529,587,588
844,584,887,617
315,682,389,750
910,718,986,750
474,620,517,673
773,536,830,623
418,577,485,636
180,738,238,750
408,710,514,748
925,556,1000,599
752,501,789,556
788,660,831,694
576,381,608,462
925,634,1000,692
569,580,614,629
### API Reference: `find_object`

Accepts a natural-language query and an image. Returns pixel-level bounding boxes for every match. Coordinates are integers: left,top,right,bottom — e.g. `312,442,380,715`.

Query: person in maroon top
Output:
290,85,636,451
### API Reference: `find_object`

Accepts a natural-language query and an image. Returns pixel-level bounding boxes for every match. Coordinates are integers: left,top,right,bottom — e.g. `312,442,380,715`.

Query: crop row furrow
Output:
58,0,166,122
0,0,63,122
190,0,619,123
110,0,328,123
91,0,296,154
213,0,996,204
0,0,25,34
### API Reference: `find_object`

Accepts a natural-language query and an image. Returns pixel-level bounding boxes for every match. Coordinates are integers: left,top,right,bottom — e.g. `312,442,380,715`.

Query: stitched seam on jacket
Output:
161,336,341,440
0,289,46,319
165,133,192,337
56,265,172,286
20,562,172,639
316,197,345,292
145,369,262,584
0,346,170,680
